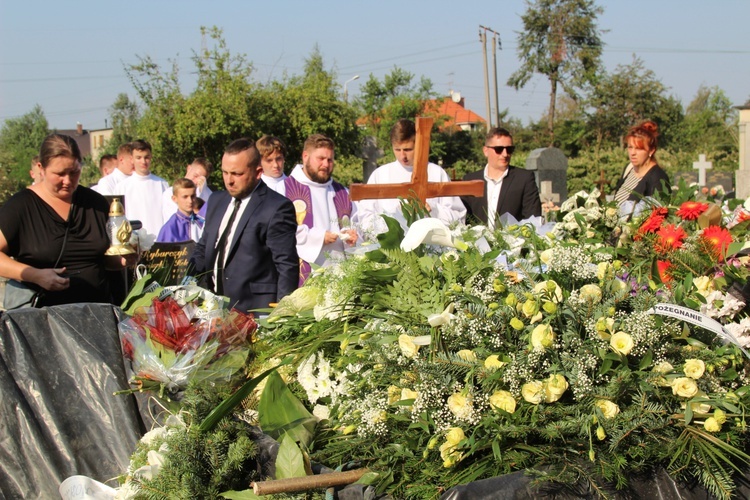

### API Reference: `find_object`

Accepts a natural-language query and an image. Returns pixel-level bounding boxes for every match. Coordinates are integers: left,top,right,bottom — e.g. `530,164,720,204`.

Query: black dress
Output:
0,187,112,306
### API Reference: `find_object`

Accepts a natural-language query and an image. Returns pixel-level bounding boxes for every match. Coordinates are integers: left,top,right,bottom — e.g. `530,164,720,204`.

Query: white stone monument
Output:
693,154,712,187
736,105,750,200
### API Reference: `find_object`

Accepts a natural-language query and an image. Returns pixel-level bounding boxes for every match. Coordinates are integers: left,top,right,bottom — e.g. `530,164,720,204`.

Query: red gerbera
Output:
738,211,750,224
637,207,669,236
700,225,733,262
676,201,709,221
656,260,673,284
654,224,687,253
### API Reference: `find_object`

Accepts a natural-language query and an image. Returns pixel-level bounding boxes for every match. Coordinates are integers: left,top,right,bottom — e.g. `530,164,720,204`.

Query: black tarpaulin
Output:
0,303,145,499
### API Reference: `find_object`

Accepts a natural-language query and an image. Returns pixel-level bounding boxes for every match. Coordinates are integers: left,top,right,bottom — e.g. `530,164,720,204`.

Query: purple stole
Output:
284,176,352,285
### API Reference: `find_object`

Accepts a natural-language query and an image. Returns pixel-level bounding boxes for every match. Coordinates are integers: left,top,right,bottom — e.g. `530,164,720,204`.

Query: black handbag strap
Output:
52,202,74,269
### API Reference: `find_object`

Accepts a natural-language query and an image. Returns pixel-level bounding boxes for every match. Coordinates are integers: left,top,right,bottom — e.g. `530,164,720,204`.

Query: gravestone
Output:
736,105,750,200
526,147,567,202
672,171,734,193
361,135,383,182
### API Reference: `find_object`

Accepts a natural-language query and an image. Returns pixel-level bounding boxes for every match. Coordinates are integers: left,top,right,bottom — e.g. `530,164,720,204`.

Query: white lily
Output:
401,218,467,252
428,303,456,327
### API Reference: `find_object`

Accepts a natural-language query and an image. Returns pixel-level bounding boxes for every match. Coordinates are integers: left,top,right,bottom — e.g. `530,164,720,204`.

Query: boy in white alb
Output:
120,139,169,238
257,135,288,195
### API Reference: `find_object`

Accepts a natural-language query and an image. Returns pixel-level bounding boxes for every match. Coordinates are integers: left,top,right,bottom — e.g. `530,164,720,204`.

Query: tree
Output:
355,67,437,151
677,85,738,160
0,105,49,184
508,0,604,145
585,57,684,148
107,93,140,152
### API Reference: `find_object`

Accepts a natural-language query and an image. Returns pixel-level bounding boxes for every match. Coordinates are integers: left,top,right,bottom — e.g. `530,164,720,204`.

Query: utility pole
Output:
479,27,492,130
480,25,501,130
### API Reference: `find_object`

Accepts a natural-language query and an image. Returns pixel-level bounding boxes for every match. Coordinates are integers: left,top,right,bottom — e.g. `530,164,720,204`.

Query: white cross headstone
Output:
539,180,560,204
693,154,712,187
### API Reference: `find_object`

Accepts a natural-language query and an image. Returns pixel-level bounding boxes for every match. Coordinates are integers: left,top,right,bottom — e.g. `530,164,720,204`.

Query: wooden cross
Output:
594,169,608,199
693,154,712,187
349,117,484,205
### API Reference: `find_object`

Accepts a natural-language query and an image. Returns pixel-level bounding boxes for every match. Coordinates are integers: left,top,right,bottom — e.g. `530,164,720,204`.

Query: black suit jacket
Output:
461,166,542,224
189,182,299,311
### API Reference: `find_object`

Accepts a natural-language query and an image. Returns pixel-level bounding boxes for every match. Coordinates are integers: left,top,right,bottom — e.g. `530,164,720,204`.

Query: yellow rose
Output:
610,278,627,294
539,248,554,264
610,331,634,356
342,425,357,435
683,359,706,379
704,417,721,433
544,374,569,403
595,399,620,419
398,334,420,358
521,381,545,404
671,377,699,398
489,390,517,413
521,299,540,318
400,388,418,402
693,276,713,297
597,262,611,281
653,361,674,374
531,324,556,349
456,349,477,362
447,393,473,419
387,385,401,404
534,280,563,303
505,293,518,307
596,317,614,340
579,284,602,304
596,426,606,440
510,317,525,331
445,427,465,446
484,355,506,371
714,409,727,424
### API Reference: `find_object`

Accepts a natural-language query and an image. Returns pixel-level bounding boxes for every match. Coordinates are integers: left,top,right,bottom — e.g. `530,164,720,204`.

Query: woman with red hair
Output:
613,120,670,206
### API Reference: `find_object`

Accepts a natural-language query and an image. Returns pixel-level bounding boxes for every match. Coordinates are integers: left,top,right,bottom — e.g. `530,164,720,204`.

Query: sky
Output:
1,0,749,132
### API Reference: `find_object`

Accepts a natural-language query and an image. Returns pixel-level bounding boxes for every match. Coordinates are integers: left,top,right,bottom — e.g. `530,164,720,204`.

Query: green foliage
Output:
354,67,437,149
585,56,685,148
508,0,604,142
0,104,49,185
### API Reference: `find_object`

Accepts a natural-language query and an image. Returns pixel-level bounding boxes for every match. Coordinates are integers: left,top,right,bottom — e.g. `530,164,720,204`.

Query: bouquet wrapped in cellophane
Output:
119,282,258,398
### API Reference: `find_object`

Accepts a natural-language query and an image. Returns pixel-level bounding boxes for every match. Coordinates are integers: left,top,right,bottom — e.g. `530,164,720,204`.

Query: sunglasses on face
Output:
486,145,515,155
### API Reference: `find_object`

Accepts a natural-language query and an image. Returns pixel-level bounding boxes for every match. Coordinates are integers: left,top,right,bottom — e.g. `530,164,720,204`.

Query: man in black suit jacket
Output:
190,138,299,311
461,127,541,227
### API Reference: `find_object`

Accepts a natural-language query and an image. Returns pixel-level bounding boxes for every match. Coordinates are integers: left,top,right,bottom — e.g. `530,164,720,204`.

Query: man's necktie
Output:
214,198,241,295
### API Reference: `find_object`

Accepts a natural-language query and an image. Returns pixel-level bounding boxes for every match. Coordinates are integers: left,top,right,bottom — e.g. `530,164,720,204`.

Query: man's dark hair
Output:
225,138,261,169
130,139,152,153
390,119,416,144
485,127,513,144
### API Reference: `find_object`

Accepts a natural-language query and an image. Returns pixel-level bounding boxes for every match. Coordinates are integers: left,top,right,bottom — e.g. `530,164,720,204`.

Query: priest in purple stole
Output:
284,134,357,285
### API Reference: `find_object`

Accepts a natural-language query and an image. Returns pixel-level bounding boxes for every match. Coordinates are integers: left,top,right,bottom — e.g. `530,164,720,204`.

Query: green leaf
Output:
684,402,693,424
219,490,263,500
638,350,653,370
355,472,380,485
376,215,405,250
259,371,316,447
276,433,308,479
199,358,291,433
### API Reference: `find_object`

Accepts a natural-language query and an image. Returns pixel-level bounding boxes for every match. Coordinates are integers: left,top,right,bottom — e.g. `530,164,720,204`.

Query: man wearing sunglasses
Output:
462,127,541,228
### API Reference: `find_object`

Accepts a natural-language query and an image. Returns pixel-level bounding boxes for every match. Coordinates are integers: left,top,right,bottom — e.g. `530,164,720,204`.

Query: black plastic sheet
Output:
0,303,145,499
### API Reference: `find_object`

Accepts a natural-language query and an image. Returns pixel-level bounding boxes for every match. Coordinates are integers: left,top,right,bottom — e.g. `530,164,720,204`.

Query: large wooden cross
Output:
349,117,485,205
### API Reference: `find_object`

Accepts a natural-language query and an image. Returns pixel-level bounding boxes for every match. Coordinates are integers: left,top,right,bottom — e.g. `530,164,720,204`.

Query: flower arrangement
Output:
119,282,258,398
256,192,750,498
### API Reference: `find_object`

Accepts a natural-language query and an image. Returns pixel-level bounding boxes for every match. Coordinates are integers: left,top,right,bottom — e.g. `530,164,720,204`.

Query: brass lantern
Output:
105,197,136,256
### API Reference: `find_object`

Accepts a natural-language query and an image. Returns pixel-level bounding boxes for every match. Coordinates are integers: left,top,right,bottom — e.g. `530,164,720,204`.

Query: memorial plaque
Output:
142,241,195,286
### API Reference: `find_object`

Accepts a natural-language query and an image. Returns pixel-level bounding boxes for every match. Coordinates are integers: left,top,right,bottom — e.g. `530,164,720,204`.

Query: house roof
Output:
426,97,486,131
55,126,91,158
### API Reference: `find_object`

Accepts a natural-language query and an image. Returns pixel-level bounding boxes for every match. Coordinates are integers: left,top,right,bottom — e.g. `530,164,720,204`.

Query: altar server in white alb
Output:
354,119,466,237
119,139,169,237
257,135,288,195
94,143,134,195
283,134,357,285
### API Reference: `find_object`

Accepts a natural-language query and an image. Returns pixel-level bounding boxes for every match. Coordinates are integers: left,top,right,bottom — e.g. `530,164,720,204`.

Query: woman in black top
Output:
0,134,130,306
613,120,670,205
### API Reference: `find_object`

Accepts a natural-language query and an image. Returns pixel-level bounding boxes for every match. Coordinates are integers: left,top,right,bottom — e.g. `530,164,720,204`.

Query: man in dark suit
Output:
461,127,541,228
190,138,299,311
